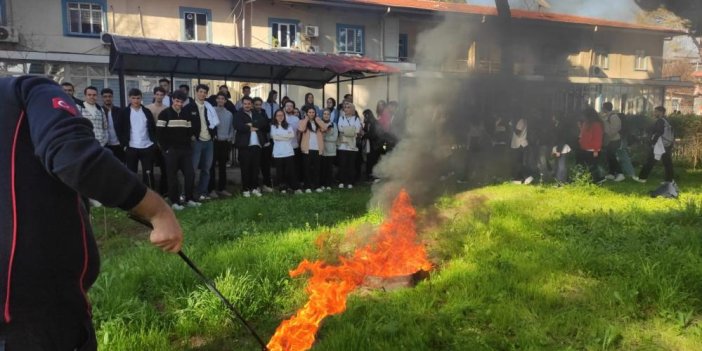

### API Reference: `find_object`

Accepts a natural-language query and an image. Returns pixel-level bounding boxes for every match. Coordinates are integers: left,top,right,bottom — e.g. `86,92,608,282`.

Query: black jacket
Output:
234,109,270,148
0,76,146,331
206,95,236,116
115,106,156,147
183,101,215,141
157,107,197,150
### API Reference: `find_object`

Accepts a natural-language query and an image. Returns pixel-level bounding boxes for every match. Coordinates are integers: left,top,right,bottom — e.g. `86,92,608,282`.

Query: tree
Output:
634,0,702,62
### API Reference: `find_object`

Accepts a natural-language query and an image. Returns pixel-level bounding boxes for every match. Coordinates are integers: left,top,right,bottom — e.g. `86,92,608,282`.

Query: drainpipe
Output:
380,7,391,61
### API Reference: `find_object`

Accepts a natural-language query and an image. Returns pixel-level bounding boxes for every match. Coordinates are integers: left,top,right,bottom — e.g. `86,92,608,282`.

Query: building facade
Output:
0,0,692,114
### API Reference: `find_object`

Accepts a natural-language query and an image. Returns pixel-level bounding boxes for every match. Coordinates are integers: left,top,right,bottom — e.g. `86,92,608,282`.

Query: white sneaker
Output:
512,180,523,185
614,174,625,182
524,176,534,185
218,190,232,197
262,185,274,193
252,189,263,197
305,188,312,193
281,190,287,194
632,176,647,183
208,191,219,199
171,203,185,211
605,174,616,180
197,195,209,202
185,200,201,207
347,184,353,189
326,186,331,190
315,188,324,193
294,189,303,194
243,191,251,198
338,183,345,189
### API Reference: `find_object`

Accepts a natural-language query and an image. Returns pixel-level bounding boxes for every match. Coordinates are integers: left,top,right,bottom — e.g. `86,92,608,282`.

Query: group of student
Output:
496,102,675,187
59,79,399,210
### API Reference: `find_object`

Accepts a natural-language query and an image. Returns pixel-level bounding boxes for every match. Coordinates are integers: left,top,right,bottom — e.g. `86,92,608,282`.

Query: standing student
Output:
178,84,192,106
550,115,571,185
79,86,108,147
235,85,251,110
212,93,234,197
146,86,170,195
299,106,326,193
183,84,219,200
635,106,675,184
207,85,236,115
326,97,338,124
284,101,303,187
336,102,363,189
101,88,125,162
234,96,269,197
0,75,183,351
271,110,301,194
156,90,201,210
579,108,605,184
158,78,172,107
601,102,625,182
363,109,383,181
320,108,338,190
263,90,279,119
116,88,157,188
301,92,323,118
61,81,83,105
510,116,533,185
254,97,274,192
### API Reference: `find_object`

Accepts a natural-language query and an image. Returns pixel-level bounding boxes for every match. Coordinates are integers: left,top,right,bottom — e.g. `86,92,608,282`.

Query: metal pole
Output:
118,67,126,108
197,60,201,85
336,75,340,109
351,78,354,98
322,84,325,107
278,81,282,106
386,74,390,102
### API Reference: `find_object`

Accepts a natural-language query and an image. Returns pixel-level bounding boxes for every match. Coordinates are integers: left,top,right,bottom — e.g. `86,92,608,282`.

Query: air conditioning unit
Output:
100,32,112,45
308,45,320,53
0,26,19,43
305,25,319,38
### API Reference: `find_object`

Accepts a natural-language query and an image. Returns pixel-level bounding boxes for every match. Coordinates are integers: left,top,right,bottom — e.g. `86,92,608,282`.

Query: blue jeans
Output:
192,139,214,196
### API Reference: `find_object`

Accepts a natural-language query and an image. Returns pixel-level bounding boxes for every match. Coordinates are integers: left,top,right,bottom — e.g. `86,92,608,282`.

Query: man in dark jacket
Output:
0,76,182,350
156,90,201,210
116,88,157,188
101,87,125,162
234,96,270,197
183,84,218,200
636,106,675,183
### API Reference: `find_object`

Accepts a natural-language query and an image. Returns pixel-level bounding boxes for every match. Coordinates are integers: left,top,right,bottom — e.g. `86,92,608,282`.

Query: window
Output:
0,0,6,26
269,19,299,49
399,33,408,62
635,50,647,71
337,24,364,55
594,51,609,69
180,7,211,42
63,1,106,36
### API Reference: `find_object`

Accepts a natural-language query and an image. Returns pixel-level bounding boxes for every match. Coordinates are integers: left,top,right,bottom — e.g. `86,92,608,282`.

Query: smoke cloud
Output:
370,17,481,209
467,0,641,22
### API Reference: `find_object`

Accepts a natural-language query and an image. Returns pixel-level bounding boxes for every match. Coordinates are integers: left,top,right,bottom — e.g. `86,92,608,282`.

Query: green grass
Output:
90,169,702,350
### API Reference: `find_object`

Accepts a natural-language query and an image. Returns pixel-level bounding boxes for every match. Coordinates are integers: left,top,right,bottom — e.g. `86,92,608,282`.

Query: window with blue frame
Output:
180,7,211,42
0,0,6,26
337,24,364,55
62,0,106,37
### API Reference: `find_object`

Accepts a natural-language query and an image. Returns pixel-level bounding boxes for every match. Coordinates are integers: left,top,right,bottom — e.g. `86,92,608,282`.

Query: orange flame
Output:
267,190,432,351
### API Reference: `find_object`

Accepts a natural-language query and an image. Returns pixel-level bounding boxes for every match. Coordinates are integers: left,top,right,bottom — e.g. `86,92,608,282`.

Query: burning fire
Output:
267,190,432,351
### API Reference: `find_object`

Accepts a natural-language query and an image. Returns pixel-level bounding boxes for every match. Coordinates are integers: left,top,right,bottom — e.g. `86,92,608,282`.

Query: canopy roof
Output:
105,34,399,88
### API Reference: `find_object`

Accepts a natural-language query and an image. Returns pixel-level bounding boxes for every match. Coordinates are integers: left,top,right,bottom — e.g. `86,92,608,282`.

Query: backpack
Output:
661,118,674,148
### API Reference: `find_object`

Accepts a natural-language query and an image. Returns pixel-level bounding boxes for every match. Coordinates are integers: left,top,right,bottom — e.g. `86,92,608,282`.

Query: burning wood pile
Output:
267,190,432,351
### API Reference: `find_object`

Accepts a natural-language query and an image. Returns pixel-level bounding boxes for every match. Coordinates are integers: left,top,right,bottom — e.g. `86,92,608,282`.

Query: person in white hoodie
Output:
271,109,301,194
336,102,363,189
510,116,534,185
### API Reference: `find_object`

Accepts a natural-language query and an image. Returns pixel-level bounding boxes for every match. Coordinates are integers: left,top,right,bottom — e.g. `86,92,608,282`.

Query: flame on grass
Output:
267,190,432,351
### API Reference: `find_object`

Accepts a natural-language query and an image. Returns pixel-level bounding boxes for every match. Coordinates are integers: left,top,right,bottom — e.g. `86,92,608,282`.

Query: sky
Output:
465,0,641,22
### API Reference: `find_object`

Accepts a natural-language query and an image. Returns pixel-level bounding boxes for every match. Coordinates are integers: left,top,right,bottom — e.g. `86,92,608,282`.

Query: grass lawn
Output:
90,168,702,350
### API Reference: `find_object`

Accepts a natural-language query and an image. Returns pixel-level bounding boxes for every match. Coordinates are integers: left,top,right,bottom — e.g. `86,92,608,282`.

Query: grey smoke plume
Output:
467,0,641,22
370,17,478,209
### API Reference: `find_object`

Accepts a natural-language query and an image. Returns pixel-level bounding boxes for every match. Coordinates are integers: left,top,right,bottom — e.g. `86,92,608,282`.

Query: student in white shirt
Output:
270,109,301,194
336,102,363,189
299,106,326,193
116,88,157,188
284,100,302,188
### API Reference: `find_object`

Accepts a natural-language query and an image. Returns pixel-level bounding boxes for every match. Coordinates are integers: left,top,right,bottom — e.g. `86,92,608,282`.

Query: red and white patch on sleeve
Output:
52,97,77,116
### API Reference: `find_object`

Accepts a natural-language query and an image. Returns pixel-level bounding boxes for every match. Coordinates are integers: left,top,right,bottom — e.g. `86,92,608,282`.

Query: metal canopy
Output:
105,34,399,89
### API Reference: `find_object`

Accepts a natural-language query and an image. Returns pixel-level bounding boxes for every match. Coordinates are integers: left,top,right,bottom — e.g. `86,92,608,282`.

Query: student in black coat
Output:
234,96,270,197
115,88,158,188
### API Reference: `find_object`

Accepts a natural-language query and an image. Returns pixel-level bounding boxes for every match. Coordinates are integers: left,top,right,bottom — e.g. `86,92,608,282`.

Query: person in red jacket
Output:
579,108,605,184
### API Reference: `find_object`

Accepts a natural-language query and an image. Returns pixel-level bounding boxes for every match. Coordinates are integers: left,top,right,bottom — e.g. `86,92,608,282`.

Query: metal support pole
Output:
170,72,175,93
351,78,354,97
336,75,340,109
118,67,126,108
197,60,201,84
386,74,390,102
322,84,325,107
278,81,282,106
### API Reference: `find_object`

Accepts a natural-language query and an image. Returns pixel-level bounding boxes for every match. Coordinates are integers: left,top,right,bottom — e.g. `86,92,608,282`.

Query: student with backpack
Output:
635,106,674,184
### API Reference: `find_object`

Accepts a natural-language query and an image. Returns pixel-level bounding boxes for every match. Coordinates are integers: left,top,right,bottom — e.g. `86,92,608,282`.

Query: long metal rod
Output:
128,214,269,351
